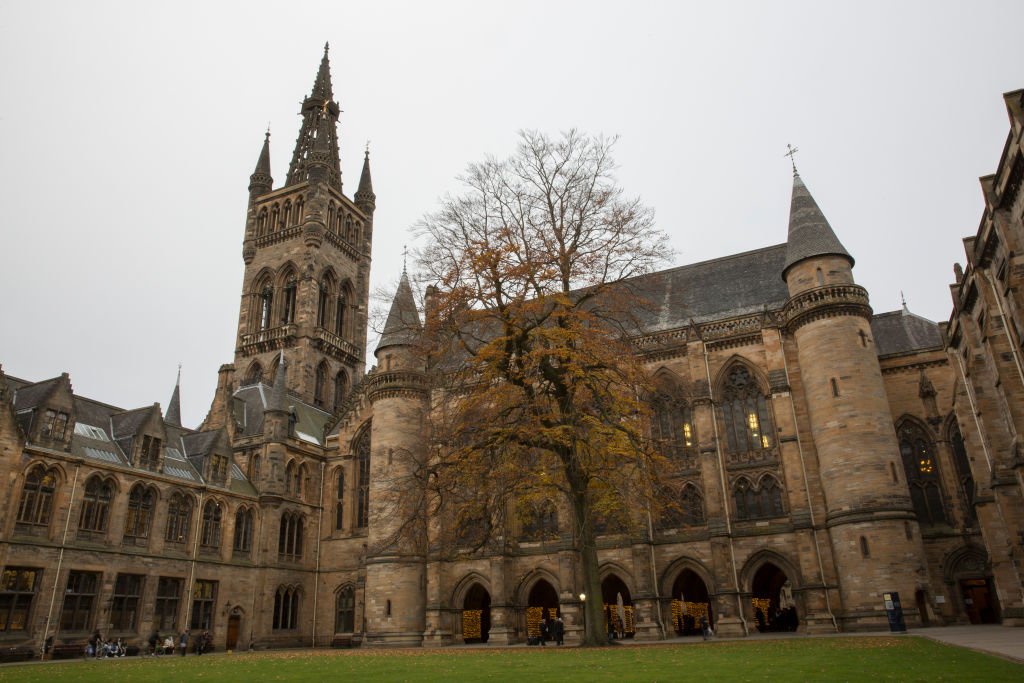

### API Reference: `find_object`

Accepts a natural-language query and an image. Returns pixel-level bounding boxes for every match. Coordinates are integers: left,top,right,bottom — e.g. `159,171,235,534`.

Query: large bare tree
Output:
415,130,671,645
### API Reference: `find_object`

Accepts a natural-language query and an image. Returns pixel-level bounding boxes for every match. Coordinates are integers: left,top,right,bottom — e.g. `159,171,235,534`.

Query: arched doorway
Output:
600,574,634,639
670,569,712,636
751,563,798,632
525,579,559,642
946,546,1000,624
462,583,491,643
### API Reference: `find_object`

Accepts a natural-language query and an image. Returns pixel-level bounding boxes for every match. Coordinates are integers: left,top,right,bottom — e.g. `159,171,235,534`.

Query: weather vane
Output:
365,140,371,155
402,245,408,273
785,144,800,176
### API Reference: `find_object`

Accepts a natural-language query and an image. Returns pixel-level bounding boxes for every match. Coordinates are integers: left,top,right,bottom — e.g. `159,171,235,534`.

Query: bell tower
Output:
234,44,374,412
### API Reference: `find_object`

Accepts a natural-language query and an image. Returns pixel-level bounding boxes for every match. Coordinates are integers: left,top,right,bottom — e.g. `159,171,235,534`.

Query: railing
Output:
239,324,297,349
783,284,870,330
255,225,302,249
313,327,362,359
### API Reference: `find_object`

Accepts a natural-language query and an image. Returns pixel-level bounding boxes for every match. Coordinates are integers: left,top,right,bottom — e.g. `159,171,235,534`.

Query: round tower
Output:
782,173,926,629
364,270,429,646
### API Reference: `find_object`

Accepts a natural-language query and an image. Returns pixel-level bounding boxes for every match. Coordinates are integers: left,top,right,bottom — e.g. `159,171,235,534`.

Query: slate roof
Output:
871,309,944,357
230,383,332,443
12,377,60,411
377,270,422,351
628,244,791,333
782,174,853,278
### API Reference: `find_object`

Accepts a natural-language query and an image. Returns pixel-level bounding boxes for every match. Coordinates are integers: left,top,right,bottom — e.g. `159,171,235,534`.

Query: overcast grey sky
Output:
1,0,1021,428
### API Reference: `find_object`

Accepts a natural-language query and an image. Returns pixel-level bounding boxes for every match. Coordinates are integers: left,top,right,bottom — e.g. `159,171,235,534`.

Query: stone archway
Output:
600,574,634,639
751,562,798,632
462,583,491,644
525,579,559,642
945,546,999,624
670,569,713,636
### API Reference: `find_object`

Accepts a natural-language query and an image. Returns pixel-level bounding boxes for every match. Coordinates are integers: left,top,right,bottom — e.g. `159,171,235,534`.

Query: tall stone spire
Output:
166,366,182,427
782,173,853,280
286,43,342,191
355,147,376,214
249,130,273,197
377,270,421,351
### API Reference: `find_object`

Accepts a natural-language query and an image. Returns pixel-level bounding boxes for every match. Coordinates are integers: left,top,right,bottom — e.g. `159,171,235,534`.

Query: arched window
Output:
721,365,774,454
245,362,263,386
123,485,155,542
250,453,261,482
16,465,57,528
282,200,292,228
335,585,355,632
327,203,336,234
334,370,348,411
285,461,296,494
233,507,254,555
335,294,347,338
759,475,785,517
335,469,345,531
898,422,946,525
278,511,304,561
200,500,222,549
355,429,371,529
295,195,304,222
317,280,330,328
273,586,300,630
259,286,273,330
315,363,328,408
271,203,280,230
652,392,696,460
296,464,307,500
78,476,113,534
257,208,268,236
344,216,354,242
679,483,706,526
949,422,976,524
281,276,297,324
165,492,192,544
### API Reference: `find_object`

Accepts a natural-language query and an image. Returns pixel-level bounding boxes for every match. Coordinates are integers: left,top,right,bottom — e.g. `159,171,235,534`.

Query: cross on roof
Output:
785,144,800,176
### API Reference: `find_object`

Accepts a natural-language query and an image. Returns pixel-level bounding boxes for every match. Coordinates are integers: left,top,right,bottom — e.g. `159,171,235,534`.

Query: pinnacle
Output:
378,270,421,351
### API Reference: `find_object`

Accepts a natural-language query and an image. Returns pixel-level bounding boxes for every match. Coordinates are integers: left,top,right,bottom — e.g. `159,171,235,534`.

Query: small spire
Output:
166,364,182,427
269,351,287,412
249,130,273,195
378,270,421,352
311,41,334,101
901,291,910,314
355,145,376,211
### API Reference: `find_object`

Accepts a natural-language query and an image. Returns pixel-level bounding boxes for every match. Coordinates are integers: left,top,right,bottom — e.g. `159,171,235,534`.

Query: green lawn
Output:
1,637,1020,682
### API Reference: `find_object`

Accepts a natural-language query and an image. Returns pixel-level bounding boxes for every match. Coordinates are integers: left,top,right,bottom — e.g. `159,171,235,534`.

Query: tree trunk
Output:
570,483,607,646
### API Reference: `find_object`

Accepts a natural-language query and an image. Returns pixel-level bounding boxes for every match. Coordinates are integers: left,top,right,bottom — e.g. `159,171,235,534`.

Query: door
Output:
226,615,241,650
960,578,998,624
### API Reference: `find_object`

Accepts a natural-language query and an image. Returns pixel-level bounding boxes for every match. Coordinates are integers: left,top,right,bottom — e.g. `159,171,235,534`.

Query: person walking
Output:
539,616,549,646
554,617,565,646
179,630,189,656
699,614,710,641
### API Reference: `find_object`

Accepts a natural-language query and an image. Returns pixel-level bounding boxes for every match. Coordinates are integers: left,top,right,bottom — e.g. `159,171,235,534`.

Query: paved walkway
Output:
910,624,1024,663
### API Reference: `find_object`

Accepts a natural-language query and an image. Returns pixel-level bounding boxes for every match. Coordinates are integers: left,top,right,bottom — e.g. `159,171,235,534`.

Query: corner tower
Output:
781,172,928,629
364,271,429,646
234,44,372,411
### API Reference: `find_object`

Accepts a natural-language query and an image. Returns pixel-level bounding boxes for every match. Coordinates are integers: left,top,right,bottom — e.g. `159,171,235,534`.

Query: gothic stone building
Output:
1,49,1022,652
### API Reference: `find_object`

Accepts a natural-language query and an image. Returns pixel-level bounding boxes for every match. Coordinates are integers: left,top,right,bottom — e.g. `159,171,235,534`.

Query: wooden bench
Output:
0,646,35,663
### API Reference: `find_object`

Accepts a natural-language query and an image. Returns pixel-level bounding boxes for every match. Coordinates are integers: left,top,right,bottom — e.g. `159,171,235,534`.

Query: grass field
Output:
1,636,1020,682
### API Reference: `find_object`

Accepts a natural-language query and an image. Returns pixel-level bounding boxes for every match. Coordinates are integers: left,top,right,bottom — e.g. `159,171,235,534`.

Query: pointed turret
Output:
286,45,342,191
166,367,182,427
269,352,287,413
248,131,273,197
377,270,421,352
355,148,376,215
782,173,853,280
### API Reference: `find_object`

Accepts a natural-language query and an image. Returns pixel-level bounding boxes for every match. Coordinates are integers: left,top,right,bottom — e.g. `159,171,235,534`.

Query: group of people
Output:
144,629,213,656
533,616,565,646
85,631,127,658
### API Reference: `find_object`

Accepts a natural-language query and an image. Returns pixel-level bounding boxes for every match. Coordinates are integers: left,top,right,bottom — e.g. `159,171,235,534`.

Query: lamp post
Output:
579,593,586,642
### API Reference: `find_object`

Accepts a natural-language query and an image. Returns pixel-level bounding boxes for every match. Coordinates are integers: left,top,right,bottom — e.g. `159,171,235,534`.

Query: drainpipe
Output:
43,461,81,650
778,330,838,631
184,490,205,629
702,342,749,636
635,384,666,639
312,460,326,647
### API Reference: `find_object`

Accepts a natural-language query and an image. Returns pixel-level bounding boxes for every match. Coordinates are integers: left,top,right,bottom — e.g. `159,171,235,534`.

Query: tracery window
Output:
278,511,304,562
16,465,57,529
521,499,558,541
721,366,774,454
246,362,263,386
315,363,328,407
123,485,155,542
335,585,355,632
652,393,696,460
355,429,371,529
334,370,348,411
138,434,161,470
898,422,947,525
259,286,273,330
165,492,193,545
78,476,113,535
200,500,222,549
273,586,300,630
949,423,976,524
317,281,330,328
233,507,254,555
733,475,785,521
679,483,706,526
335,295,347,338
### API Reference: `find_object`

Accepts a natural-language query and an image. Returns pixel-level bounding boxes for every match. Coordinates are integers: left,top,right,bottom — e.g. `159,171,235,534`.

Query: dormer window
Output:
40,410,69,441
138,435,161,471
210,454,229,486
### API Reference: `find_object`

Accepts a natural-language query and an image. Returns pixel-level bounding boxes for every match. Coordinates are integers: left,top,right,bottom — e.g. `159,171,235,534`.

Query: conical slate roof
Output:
311,42,334,101
782,174,853,279
248,131,273,194
355,149,375,206
377,271,421,351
